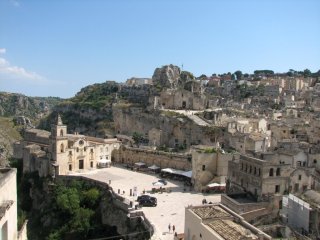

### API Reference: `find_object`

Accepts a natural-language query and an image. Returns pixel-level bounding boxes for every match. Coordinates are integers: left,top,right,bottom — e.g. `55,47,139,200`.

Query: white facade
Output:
0,169,17,240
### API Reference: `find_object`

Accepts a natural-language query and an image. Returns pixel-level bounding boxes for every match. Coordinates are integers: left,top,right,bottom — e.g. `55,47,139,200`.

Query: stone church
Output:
14,114,121,177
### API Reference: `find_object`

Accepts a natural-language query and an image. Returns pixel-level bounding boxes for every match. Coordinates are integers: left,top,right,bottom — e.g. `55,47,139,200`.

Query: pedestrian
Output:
168,223,171,233
173,224,175,233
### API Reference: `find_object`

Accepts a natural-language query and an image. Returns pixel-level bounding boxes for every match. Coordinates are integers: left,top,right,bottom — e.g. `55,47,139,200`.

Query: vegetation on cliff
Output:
0,117,22,166
10,161,122,240
0,92,63,119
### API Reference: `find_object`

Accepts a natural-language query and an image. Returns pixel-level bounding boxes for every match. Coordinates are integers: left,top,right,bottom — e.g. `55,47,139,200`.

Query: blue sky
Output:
0,0,319,98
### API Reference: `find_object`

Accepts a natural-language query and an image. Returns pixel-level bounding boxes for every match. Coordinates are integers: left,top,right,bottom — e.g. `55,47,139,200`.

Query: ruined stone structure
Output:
112,145,192,171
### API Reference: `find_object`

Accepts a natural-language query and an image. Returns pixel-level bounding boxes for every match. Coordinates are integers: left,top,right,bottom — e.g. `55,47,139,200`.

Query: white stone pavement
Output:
73,166,221,240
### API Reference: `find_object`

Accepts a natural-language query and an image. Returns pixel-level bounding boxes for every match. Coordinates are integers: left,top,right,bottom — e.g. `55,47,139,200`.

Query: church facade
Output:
14,114,121,177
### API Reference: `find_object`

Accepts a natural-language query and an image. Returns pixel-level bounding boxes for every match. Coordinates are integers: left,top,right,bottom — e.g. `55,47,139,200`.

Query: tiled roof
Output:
192,205,231,219
207,219,258,240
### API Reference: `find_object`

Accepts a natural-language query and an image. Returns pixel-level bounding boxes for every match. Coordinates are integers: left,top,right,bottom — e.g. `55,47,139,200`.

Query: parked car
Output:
139,197,157,207
136,195,157,206
158,179,168,185
137,194,152,202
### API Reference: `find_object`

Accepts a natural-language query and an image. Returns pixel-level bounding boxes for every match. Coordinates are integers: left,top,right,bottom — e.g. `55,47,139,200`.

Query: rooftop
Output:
192,205,231,220
188,204,271,240
207,219,258,240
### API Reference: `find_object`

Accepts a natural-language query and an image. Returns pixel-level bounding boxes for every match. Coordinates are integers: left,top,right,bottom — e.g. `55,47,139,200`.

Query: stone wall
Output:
112,146,192,170
113,107,212,148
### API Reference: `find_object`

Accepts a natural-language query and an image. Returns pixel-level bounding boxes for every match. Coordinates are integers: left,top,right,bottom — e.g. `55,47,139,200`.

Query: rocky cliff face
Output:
113,107,213,148
0,117,22,166
152,64,181,89
0,92,63,120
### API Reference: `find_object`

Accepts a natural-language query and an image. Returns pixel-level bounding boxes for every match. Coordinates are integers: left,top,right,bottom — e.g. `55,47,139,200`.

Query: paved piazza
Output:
74,166,221,240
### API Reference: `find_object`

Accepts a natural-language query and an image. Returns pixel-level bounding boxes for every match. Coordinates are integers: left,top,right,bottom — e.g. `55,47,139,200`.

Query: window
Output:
202,165,206,171
60,143,64,153
60,129,64,136
283,130,286,133
90,149,94,153
76,147,79,152
275,185,280,193
69,164,72,171
254,167,257,175
314,159,317,164
258,168,261,176
249,166,252,174
245,164,248,172
294,183,299,192
69,151,72,155
276,168,281,176
298,175,301,180
90,161,93,168
269,168,274,177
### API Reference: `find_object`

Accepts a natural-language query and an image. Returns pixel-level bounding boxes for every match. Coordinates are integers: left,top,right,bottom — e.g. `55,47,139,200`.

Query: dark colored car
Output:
158,179,167,185
137,194,152,202
137,195,157,207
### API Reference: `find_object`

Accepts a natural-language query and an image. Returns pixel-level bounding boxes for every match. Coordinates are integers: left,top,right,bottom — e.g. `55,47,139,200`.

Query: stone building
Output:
15,114,121,177
191,145,232,191
227,153,292,205
155,89,208,110
184,203,272,240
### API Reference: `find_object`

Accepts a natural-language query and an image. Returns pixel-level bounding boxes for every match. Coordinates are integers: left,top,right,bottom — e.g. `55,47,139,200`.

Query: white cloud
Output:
0,56,46,83
9,0,20,7
0,48,6,54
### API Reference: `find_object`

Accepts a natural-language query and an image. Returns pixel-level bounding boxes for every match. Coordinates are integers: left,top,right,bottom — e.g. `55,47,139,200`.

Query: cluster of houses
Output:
12,67,320,239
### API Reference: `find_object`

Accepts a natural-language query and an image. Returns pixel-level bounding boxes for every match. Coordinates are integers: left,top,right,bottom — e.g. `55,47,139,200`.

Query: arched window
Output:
269,168,274,177
60,143,64,153
276,167,281,176
254,167,257,175
60,129,63,136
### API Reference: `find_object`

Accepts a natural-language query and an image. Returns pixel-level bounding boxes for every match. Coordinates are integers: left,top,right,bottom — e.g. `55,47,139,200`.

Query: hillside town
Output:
1,64,318,239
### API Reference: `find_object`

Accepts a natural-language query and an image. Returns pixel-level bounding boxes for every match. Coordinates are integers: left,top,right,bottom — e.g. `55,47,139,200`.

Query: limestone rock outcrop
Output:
152,64,181,89
13,116,34,128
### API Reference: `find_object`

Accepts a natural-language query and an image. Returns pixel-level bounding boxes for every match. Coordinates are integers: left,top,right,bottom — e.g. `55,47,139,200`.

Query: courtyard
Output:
75,166,221,240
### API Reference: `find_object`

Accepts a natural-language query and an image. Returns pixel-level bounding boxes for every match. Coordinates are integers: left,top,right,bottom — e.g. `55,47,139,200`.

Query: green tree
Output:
234,70,243,80
82,188,100,208
303,69,311,78
69,208,94,234
198,74,207,79
132,132,143,146
56,187,80,214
